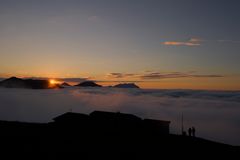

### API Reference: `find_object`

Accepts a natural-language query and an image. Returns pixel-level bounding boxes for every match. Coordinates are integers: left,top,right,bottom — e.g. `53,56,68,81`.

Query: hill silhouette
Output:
75,81,102,87
61,82,71,87
113,83,140,88
0,77,60,89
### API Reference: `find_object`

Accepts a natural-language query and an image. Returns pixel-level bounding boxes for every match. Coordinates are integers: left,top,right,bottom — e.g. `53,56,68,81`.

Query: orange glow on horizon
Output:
49,79,61,85
0,73,239,91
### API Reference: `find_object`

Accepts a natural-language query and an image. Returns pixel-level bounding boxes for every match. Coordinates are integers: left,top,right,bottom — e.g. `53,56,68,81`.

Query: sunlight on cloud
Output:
162,38,202,46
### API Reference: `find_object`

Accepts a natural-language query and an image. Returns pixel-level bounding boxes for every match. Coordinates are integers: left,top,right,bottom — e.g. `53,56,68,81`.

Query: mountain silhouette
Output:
61,82,71,86
75,81,102,87
0,77,25,88
0,77,60,89
114,83,140,88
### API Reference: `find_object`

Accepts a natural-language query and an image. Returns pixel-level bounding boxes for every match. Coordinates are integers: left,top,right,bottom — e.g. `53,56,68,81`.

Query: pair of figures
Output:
188,127,196,137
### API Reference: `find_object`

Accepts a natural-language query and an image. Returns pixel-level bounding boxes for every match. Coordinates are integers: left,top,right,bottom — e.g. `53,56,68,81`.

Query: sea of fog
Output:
0,87,240,146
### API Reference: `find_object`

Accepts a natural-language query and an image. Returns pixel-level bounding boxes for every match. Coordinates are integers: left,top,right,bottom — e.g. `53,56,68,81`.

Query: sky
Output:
0,0,240,90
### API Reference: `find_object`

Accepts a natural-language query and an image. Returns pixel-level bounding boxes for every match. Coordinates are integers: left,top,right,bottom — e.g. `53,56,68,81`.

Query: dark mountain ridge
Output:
0,77,60,89
75,81,102,87
113,83,140,88
61,82,71,86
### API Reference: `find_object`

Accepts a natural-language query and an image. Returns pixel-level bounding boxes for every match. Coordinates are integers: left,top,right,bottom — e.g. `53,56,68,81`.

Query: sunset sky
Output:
0,0,240,90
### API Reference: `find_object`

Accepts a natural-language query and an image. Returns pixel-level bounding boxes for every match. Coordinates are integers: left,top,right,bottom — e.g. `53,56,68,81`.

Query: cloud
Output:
57,78,90,83
140,72,188,79
189,38,201,42
24,77,90,83
1,71,224,85
107,73,137,78
162,42,200,46
0,77,91,84
107,71,224,80
162,38,202,46
162,37,240,46
140,72,224,80
0,88,239,145
190,74,224,78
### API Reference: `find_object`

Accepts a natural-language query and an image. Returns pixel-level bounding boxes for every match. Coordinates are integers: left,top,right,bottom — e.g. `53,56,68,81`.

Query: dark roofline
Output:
53,112,88,121
53,111,171,124
90,111,142,120
144,118,171,124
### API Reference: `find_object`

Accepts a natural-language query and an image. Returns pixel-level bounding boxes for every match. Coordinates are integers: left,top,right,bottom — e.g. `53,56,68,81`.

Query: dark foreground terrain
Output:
0,112,239,159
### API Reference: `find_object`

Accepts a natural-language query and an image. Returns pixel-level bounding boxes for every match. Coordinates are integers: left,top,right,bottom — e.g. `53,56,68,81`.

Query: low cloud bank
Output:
0,88,239,145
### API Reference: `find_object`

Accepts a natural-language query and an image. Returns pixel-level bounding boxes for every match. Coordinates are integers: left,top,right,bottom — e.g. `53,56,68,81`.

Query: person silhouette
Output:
192,127,196,137
188,127,192,137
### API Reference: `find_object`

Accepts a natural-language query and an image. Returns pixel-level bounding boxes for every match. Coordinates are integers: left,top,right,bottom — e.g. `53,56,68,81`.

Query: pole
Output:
181,112,184,135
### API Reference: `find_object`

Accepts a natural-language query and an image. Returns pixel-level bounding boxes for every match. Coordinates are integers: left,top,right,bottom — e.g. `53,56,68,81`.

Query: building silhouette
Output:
52,111,170,135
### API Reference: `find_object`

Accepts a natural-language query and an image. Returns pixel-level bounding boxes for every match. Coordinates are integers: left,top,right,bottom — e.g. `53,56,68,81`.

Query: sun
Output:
49,79,59,85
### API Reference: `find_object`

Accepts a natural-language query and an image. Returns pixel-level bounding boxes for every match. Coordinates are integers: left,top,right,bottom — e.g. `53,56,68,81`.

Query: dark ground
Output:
0,120,239,159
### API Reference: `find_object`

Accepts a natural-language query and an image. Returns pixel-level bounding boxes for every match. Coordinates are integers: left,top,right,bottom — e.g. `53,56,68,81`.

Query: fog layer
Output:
0,88,239,145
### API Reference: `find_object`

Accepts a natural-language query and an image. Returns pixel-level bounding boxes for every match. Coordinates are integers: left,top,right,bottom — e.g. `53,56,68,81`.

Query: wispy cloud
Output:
25,77,90,82
162,38,202,46
162,37,240,46
0,71,224,84
57,78,90,83
107,71,224,80
107,73,137,78
140,72,224,79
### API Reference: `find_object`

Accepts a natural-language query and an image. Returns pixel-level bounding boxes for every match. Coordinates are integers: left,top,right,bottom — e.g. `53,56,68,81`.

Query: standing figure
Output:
188,127,192,137
192,127,196,137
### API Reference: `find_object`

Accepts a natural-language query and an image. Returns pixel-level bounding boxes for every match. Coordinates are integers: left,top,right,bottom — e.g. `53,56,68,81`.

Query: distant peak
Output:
113,83,140,89
75,81,102,87
8,76,20,80
61,82,71,86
